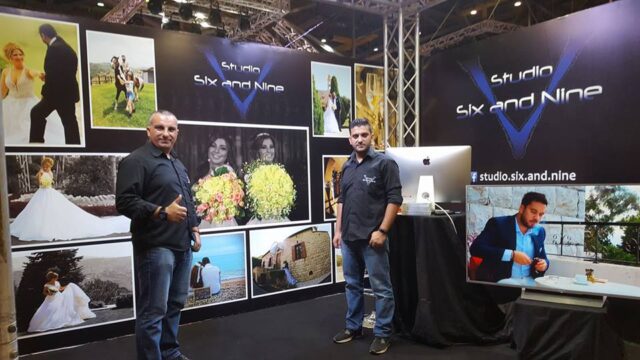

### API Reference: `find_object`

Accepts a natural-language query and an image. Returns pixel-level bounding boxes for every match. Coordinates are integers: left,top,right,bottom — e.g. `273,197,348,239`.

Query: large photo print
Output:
310,62,351,138
184,232,247,310
466,184,640,300
0,13,84,147
13,242,135,338
86,31,157,129
250,223,332,298
175,121,310,231
6,153,130,248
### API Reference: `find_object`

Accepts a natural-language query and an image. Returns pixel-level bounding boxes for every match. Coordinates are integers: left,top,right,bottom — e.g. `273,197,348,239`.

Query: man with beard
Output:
469,192,550,283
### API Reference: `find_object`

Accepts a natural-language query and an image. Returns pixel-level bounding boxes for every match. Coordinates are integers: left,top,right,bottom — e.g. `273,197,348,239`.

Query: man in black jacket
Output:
30,23,81,144
116,110,201,360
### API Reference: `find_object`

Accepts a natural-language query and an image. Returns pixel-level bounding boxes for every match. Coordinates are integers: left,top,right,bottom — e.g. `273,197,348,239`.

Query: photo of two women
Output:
174,122,310,230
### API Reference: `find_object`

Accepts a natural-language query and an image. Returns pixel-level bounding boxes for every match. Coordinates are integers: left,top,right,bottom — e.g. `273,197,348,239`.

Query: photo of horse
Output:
85,31,157,129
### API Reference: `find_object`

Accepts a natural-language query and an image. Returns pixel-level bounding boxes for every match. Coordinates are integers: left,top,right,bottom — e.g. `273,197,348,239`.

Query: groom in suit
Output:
30,23,81,144
469,192,550,283
332,91,342,131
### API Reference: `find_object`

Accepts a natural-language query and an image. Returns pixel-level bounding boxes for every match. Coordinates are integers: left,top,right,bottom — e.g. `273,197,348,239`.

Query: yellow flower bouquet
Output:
245,162,296,220
192,170,245,224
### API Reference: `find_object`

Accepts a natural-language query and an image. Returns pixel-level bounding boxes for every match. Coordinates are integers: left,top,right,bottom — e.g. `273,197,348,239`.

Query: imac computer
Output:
385,146,471,211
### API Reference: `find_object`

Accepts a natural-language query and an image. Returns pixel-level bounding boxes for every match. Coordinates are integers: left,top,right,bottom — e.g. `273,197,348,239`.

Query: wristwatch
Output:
158,207,168,221
378,228,388,235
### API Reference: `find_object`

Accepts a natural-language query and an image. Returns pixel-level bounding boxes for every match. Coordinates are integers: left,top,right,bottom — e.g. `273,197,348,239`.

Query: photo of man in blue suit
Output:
469,192,549,283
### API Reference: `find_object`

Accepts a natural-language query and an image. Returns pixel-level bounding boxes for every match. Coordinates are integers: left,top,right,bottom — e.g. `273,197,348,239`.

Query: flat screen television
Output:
466,184,640,300
386,146,471,206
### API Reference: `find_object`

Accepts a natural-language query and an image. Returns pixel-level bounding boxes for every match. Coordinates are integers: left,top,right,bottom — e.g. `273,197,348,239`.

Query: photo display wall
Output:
0,5,365,353
420,0,640,185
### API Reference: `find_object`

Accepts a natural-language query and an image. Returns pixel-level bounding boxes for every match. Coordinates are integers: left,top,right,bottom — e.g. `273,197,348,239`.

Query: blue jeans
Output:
135,247,192,360
342,239,395,338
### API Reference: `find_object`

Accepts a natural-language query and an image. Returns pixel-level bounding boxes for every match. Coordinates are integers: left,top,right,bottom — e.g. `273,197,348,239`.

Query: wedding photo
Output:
355,63,390,150
310,61,352,138
174,121,310,231
322,155,349,221
6,153,130,248
0,13,85,147
86,30,157,129
12,242,135,338
250,223,332,298
184,231,248,310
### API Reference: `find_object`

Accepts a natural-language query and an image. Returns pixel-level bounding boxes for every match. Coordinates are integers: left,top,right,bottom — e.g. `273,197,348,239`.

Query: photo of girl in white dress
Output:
28,270,96,333
7,155,130,247
310,61,352,137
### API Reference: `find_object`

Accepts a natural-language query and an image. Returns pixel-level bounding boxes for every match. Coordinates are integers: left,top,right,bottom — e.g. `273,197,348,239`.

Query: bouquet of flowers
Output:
244,161,296,220
192,168,245,224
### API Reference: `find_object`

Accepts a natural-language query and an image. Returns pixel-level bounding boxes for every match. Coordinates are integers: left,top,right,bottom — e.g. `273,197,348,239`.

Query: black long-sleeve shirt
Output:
116,141,199,253
338,147,402,242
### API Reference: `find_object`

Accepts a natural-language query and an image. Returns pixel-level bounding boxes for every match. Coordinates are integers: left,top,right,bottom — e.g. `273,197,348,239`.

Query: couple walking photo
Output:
1,16,83,146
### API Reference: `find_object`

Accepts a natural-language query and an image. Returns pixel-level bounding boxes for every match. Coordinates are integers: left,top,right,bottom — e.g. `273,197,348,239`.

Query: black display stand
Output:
389,214,509,346
513,298,624,360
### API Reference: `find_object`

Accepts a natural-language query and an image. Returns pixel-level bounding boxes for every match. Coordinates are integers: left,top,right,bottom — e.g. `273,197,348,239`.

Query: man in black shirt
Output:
116,110,200,360
332,118,402,355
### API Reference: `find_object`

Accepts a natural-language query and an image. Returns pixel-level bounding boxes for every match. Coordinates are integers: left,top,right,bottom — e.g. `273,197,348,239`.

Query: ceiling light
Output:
373,47,379,52
200,21,212,28
514,1,522,6
321,44,334,53
148,0,163,15
97,2,104,7
321,38,327,43
470,9,478,15
239,13,250,31
209,8,222,26
178,3,193,20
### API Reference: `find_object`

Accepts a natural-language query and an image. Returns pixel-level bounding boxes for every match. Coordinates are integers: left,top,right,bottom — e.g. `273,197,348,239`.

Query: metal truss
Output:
101,0,146,24
420,20,520,57
384,6,419,147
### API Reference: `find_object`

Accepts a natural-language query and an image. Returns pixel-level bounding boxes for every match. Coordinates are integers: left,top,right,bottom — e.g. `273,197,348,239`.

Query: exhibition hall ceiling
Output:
0,0,613,59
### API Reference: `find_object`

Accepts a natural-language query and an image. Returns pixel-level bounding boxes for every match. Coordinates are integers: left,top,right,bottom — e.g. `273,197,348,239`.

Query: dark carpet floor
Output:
22,293,517,360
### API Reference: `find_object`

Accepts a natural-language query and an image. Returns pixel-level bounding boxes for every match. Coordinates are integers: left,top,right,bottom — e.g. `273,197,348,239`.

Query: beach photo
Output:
0,13,85,147
185,231,247,309
13,242,135,338
86,31,156,129
250,223,332,298
6,153,130,248
310,62,351,138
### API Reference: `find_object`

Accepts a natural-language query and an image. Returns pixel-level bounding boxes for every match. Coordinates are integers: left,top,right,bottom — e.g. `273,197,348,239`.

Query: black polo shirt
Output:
338,147,402,242
116,141,199,253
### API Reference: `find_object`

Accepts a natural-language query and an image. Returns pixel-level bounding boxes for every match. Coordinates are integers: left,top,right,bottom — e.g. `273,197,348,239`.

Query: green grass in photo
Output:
90,83,156,129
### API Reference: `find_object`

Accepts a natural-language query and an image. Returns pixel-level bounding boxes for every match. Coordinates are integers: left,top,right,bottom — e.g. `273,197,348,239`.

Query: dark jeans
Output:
342,239,395,338
135,247,192,360
30,97,80,144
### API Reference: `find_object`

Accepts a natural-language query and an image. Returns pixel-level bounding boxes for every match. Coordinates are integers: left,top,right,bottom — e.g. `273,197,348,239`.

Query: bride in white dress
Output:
323,93,341,134
1,42,64,145
10,157,130,241
28,271,96,333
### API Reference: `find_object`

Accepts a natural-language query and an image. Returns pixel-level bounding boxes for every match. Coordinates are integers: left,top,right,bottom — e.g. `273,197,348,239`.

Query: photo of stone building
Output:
251,224,332,297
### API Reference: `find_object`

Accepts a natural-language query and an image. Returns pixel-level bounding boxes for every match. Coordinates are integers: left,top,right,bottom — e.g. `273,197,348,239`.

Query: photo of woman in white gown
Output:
323,92,341,134
10,156,130,241
1,42,64,145
28,270,96,333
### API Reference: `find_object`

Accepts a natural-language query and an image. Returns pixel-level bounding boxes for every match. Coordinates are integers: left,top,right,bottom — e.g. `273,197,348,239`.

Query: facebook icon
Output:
470,171,478,183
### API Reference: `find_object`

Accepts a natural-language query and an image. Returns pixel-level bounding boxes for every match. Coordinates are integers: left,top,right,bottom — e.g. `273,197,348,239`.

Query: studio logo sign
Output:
194,50,286,119
457,37,601,159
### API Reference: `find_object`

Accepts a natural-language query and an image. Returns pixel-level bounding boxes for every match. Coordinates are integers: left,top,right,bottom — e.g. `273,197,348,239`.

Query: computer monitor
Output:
385,146,472,206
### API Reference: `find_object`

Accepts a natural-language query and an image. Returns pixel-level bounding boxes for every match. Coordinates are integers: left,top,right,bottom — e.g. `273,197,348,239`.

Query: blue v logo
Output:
460,39,586,159
202,51,273,119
